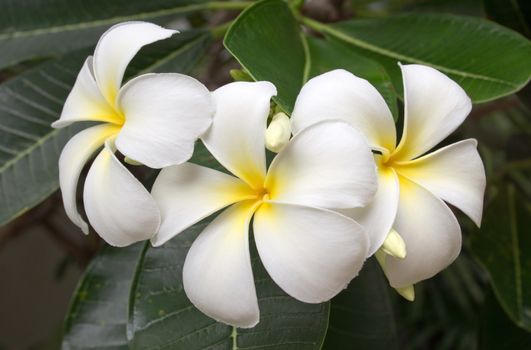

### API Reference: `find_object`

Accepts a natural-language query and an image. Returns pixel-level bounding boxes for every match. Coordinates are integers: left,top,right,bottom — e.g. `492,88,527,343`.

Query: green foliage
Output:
303,13,531,102
0,31,211,226
471,184,531,331
128,221,330,349
62,242,145,349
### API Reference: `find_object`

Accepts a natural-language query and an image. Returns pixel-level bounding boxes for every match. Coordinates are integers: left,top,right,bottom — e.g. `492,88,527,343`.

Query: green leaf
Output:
471,184,531,331
306,36,398,120
224,0,398,117
304,13,531,103
128,220,330,349
480,289,531,349
0,0,231,70
224,0,307,113
62,242,146,350
322,258,398,349
0,31,211,226
483,0,531,38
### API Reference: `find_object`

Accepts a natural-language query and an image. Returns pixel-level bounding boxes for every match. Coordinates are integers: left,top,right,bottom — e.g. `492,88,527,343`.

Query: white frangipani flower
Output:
291,64,486,291
151,81,377,327
52,22,214,246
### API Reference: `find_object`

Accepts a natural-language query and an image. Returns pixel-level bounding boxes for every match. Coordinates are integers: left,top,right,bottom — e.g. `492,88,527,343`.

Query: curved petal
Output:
52,57,119,128
83,139,161,247
116,73,214,168
343,167,400,256
201,81,277,189
254,202,369,303
266,120,377,208
151,163,256,246
93,21,177,105
291,69,396,152
395,139,485,226
392,64,472,161
58,124,120,233
384,176,462,288
183,200,260,328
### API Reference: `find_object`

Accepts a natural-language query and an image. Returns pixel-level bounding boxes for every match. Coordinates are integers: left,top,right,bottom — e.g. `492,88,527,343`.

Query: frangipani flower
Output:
151,81,377,327
291,65,486,296
52,22,214,246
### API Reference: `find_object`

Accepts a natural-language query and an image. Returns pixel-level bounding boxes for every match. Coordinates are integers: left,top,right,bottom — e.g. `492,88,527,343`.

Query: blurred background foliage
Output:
0,0,529,349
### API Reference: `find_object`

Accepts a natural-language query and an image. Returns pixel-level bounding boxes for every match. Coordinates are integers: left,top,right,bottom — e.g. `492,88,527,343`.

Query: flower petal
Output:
83,139,161,247
115,73,214,168
266,120,377,209
392,64,472,161
253,202,369,303
183,200,260,328
201,81,277,189
395,139,485,226
384,176,462,288
151,162,256,247
342,167,400,256
58,124,120,233
52,57,119,128
93,21,177,105
291,69,396,152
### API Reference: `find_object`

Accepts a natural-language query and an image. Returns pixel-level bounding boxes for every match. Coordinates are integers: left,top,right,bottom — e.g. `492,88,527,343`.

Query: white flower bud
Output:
265,112,291,153
381,229,407,259
395,285,415,301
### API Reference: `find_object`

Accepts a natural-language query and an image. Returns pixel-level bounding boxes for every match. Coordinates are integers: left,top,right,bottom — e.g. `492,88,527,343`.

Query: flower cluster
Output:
53,22,486,327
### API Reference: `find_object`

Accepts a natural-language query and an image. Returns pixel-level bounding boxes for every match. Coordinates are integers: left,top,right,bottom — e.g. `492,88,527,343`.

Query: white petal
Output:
93,21,177,105
183,201,260,328
384,176,462,288
291,69,396,152
83,139,161,247
202,81,277,189
116,73,214,168
395,139,486,226
58,124,120,233
52,57,119,128
343,167,400,256
151,163,256,247
253,202,369,303
266,120,377,209
393,64,472,160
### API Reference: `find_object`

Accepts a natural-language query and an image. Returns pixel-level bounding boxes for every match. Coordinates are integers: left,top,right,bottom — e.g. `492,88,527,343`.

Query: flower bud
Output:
381,229,406,259
395,285,415,301
265,112,291,153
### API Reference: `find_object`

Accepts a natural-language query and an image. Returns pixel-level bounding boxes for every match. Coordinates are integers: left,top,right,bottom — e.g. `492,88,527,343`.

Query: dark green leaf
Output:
306,36,398,119
471,184,531,331
128,220,330,349
480,289,531,349
224,0,307,113
322,258,398,350
0,0,217,69
62,243,146,350
306,13,531,102
0,31,211,226
483,0,531,38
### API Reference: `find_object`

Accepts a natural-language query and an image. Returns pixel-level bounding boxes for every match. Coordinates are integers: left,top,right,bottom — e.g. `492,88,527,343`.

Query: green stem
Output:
205,1,253,10
300,15,328,33
211,21,233,39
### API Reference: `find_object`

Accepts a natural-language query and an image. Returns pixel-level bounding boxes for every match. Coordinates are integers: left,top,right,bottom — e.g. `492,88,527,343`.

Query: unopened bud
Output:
395,285,415,301
124,156,142,166
381,229,406,259
265,112,291,153
229,69,253,82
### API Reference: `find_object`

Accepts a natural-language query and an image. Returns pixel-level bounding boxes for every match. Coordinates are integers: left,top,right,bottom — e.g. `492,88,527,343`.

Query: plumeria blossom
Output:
151,81,377,327
291,64,486,297
52,22,214,246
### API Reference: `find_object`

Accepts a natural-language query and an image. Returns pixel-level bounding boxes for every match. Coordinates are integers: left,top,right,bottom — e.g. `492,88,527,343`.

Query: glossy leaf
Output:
0,0,217,69
471,184,531,331
128,221,330,349
62,243,146,350
224,0,307,113
322,258,398,349
0,31,211,226
224,0,398,116
307,13,531,102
